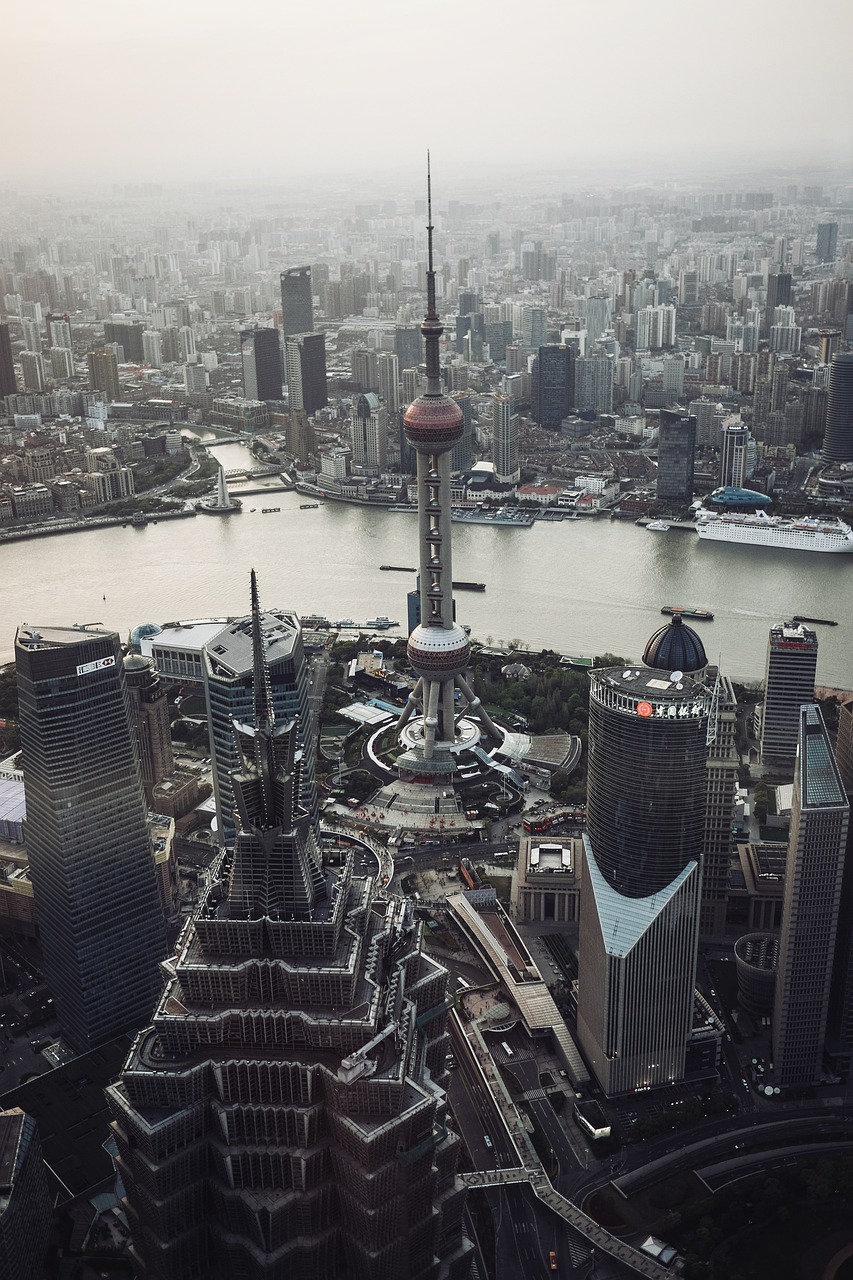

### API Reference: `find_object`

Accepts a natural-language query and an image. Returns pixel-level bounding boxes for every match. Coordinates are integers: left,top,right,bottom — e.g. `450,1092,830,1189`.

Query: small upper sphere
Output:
643,613,707,673
404,395,464,454
407,622,471,679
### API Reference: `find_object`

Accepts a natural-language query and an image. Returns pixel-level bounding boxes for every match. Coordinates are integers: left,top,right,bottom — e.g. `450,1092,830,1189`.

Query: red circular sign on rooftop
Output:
636,701,654,718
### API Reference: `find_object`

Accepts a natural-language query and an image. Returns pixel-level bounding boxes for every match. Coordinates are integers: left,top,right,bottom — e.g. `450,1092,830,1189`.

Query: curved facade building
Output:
822,352,853,464
578,647,714,1095
585,665,711,898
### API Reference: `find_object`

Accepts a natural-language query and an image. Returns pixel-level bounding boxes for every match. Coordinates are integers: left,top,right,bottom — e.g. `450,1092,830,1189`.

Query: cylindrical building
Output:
822,352,853,464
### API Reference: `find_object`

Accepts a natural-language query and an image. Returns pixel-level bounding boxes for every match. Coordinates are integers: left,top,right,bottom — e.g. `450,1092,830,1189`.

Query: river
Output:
1,437,851,688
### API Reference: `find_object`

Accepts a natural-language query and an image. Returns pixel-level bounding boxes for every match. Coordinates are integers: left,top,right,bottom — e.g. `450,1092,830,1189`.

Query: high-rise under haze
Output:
108,574,471,1280
15,625,167,1053
577,616,712,1095
280,266,314,336
284,331,328,415
0,323,16,397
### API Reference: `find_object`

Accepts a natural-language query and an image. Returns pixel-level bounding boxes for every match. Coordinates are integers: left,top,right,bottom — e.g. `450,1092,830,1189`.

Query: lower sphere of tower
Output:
407,623,470,679
404,396,464,453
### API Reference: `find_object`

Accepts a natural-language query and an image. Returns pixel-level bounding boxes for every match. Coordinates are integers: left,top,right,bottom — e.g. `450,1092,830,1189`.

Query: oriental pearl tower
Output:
396,161,503,776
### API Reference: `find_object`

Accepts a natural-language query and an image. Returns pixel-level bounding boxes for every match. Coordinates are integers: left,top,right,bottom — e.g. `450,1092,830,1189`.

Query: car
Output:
483,1135,493,1149
549,1250,558,1272
741,1078,750,1091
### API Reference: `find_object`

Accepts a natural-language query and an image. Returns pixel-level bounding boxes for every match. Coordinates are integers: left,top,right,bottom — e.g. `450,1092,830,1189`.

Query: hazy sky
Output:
6,0,853,186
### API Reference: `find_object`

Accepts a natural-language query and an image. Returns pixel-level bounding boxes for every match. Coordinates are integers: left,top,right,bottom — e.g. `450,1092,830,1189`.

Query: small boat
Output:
451,580,486,592
380,565,417,572
661,606,714,621
792,615,838,627
261,507,280,514
250,508,256,512
300,503,319,509
364,617,398,630
647,520,671,532
336,619,357,629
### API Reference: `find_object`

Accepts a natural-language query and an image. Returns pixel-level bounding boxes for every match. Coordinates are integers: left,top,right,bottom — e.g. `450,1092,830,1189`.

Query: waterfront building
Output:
655,407,696,503
15,626,167,1053
395,171,503,776
280,265,313,335
108,574,470,1280
577,615,712,1095
719,418,750,488
821,352,853,464
491,392,520,484
351,392,387,470
0,1108,52,1279
773,705,849,1087
284,331,328,415
240,326,283,401
760,622,818,770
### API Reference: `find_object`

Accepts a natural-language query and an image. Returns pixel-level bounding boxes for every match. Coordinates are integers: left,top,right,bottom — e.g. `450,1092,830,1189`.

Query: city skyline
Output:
5,0,852,185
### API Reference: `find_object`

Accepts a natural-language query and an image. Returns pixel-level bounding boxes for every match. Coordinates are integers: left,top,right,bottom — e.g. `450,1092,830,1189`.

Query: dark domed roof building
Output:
643,613,707,673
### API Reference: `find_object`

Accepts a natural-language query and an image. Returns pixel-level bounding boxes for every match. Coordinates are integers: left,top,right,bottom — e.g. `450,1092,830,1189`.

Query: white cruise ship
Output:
695,508,853,553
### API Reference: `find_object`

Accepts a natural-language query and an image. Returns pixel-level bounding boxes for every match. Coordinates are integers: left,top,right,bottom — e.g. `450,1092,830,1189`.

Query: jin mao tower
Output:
108,574,470,1280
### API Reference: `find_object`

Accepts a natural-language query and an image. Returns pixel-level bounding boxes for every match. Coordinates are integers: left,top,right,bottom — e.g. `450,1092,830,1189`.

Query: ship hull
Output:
696,520,853,553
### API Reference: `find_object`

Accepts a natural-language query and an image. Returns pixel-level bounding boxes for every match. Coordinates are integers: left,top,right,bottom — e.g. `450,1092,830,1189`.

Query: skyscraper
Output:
821,352,853,464
240,326,283,401
0,1108,52,1279
284,332,328,415
760,622,818,769
108,574,471,1280
123,653,175,804
535,344,574,428
0,323,17,397
763,272,792,337
491,393,519,483
87,347,121,401
376,350,400,415
773,705,849,1087
656,408,696,503
15,626,167,1053
395,167,503,774
351,393,387,469
719,418,750,488
577,616,712,1095
817,221,838,263
280,265,313,335
395,323,423,374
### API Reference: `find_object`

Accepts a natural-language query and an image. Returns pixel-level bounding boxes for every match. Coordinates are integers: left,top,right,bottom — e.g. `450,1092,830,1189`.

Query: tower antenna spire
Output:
250,569,274,733
422,151,441,394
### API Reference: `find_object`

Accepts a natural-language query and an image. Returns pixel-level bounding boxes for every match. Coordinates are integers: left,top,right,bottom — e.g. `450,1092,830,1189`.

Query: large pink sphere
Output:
404,395,464,454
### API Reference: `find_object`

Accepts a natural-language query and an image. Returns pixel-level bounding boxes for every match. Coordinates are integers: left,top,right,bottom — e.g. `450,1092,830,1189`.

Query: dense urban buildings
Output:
15,625,167,1053
108,577,470,1279
772,704,850,1087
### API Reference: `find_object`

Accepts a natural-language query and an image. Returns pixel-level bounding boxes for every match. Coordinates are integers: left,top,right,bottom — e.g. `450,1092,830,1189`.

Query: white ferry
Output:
695,508,853,554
